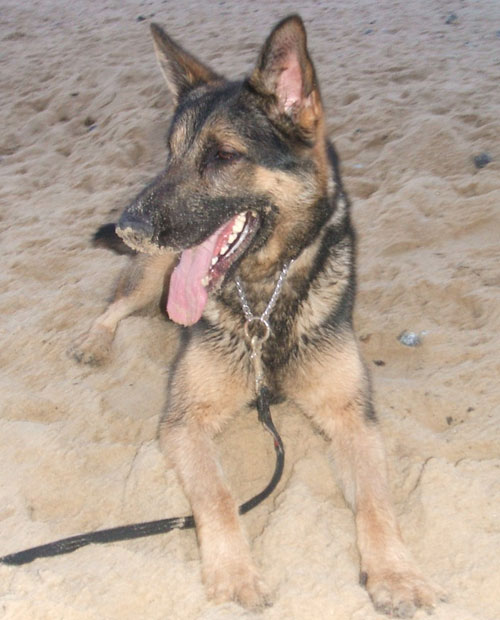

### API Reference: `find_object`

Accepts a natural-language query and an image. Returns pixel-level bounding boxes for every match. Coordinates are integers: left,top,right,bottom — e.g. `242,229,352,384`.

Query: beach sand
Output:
1,1,499,618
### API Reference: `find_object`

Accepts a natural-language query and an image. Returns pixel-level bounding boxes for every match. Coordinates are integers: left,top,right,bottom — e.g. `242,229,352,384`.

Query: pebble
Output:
473,153,492,169
445,13,458,25
398,330,422,347
84,116,97,131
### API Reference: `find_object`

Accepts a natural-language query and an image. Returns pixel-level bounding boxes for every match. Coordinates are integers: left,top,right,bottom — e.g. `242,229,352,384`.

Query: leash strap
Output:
0,387,284,566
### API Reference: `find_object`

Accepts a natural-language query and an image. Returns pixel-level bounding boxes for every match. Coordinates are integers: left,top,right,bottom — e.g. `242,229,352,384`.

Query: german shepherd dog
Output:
70,15,445,617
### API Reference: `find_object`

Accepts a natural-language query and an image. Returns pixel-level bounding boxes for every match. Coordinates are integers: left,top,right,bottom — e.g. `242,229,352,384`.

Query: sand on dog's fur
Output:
0,1,499,619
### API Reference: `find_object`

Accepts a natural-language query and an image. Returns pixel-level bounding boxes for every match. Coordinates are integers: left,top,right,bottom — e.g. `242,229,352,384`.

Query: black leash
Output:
0,386,283,566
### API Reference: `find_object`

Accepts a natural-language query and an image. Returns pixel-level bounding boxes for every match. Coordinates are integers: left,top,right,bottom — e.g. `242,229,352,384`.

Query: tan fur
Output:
165,338,252,433
69,253,176,365
168,121,188,154
202,120,249,155
245,166,322,279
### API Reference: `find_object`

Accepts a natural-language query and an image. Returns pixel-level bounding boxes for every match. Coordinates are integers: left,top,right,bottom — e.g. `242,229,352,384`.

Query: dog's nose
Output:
117,213,154,237
116,213,155,251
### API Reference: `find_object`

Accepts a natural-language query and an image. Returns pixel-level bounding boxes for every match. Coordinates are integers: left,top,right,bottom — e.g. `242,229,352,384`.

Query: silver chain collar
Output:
234,260,293,393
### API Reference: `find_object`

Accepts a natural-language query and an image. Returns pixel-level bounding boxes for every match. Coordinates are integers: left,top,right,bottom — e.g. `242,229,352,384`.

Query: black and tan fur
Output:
70,15,445,617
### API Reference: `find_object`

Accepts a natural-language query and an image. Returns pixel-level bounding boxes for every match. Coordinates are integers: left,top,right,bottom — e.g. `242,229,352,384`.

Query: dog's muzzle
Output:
115,214,166,255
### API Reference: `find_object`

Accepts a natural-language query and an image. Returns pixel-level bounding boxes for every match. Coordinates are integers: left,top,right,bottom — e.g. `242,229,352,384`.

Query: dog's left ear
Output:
150,23,221,103
249,15,322,140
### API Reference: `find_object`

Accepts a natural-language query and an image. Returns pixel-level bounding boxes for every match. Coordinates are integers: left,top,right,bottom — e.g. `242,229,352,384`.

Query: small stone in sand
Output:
83,116,97,131
445,13,458,25
473,153,492,169
398,330,422,347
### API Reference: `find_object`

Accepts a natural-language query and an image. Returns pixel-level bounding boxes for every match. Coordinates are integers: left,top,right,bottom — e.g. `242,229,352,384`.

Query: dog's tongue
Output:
166,232,219,326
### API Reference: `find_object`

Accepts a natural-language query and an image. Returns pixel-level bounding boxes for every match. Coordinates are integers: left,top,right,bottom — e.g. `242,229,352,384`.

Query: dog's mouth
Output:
167,210,259,325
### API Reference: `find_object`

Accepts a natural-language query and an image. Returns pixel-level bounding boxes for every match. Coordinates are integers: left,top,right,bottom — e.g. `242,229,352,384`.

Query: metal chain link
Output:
234,260,293,393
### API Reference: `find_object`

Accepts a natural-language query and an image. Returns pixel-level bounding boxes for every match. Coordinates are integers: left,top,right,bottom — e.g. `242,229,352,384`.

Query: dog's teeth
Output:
201,276,209,287
220,244,229,255
228,233,237,244
211,257,218,266
232,214,246,234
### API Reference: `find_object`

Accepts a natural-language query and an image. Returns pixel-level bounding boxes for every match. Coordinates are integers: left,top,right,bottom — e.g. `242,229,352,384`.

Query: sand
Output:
1,0,499,618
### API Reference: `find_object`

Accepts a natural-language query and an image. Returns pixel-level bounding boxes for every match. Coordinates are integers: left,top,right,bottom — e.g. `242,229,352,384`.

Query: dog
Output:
70,15,445,617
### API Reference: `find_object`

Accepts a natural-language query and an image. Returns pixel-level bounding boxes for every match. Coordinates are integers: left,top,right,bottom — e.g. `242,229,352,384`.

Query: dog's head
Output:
117,15,333,325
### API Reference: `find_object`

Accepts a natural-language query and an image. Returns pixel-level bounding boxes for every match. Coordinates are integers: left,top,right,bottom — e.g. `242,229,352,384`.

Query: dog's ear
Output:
249,15,322,140
150,24,221,102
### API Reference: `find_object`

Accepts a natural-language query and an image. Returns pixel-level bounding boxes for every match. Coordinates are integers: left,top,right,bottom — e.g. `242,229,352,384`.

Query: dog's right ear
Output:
150,24,221,102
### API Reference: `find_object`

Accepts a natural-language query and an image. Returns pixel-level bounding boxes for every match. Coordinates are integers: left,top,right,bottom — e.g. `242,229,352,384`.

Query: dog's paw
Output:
362,568,447,618
204,561,271,610
67,326,114,366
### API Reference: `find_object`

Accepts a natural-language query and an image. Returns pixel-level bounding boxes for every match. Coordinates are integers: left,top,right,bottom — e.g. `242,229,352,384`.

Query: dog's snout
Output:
116,214,155,253
117,213,154,237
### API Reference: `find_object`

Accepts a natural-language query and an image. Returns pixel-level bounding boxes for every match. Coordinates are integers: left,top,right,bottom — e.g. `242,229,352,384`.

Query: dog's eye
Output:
215,149,239,162
210,147,241,165
203,146,242,174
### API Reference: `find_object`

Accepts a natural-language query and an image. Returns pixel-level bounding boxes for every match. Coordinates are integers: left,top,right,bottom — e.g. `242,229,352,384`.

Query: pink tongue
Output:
167,232,219,326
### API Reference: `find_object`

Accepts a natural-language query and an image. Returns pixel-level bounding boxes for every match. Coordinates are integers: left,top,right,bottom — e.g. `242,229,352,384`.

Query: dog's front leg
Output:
286,334,446,618
159,341,270,610
69,253,175,365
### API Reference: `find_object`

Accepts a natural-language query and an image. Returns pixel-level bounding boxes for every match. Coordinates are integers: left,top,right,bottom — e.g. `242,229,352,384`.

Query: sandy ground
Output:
1,0,499,618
